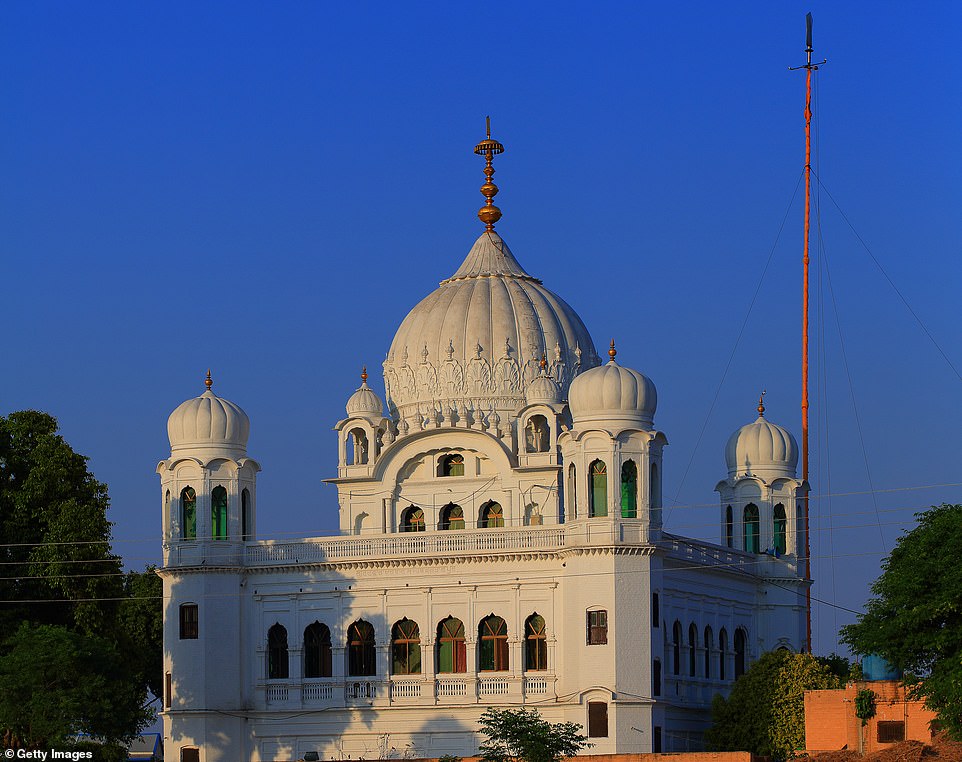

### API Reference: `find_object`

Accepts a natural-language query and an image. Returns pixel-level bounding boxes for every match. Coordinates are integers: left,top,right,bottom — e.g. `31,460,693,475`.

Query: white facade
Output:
160,195,808,762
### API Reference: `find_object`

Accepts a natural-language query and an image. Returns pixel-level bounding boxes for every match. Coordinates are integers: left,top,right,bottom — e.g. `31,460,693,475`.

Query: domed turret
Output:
167,371,250,456
568,341,657,429
346,368,384,418
526,357,562,405
382,124,599,429
725,394,798,480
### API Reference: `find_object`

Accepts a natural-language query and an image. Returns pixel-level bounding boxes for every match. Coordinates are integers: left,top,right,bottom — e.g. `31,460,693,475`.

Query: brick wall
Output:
804,681,938,754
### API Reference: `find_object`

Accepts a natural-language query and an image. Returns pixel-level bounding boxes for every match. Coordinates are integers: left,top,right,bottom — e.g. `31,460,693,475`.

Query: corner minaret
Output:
158,371,261,566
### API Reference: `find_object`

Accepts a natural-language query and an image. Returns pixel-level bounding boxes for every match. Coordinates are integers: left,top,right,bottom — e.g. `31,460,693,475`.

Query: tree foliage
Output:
841,503,962,740
706,650,841,760
478,708,591,762
0,411,161,749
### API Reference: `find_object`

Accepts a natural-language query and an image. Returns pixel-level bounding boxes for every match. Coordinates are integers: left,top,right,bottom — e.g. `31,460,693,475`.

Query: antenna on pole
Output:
789,12,826,655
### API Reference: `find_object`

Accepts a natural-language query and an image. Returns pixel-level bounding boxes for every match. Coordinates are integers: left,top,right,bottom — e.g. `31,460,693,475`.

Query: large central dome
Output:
383,230,599,423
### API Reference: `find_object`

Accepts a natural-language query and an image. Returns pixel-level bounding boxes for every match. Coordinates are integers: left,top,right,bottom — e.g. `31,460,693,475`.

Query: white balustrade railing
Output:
246,526,567,566
302,682,335,702
524,676,549,695
347,681,378,700
265,685,289,702
478,677,510,696
390,680,421,699
436,679,468,698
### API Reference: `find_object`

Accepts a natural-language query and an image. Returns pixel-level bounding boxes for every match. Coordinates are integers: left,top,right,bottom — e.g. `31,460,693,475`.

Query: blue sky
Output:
2,1,960,655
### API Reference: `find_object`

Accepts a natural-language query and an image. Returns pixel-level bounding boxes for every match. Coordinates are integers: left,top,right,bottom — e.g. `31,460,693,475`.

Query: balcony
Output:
246,525,567,566
259,674,556,708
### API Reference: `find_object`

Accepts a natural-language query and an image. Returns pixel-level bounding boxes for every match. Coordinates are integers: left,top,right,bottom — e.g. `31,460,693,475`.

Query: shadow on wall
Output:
165,562,490,762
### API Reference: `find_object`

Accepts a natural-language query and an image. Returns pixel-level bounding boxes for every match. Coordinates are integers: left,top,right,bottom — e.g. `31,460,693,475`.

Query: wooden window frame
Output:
587,610,608,645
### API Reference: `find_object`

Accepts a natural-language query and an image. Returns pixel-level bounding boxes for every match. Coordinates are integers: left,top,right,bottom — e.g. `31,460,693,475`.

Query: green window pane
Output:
773,504,787,555
620,461,637,518
590,461,608,518
211,486,228,540
182,487,196,540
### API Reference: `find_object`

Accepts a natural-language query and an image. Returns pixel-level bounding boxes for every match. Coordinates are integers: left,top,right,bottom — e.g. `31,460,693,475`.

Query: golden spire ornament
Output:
758,390,767,416
608,339,617,361
361,366,368,384
205,369,213,391
474,116,505,231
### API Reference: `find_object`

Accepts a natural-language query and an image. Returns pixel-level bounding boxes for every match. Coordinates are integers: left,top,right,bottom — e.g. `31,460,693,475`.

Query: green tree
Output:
706,650,841,759
478,708,591,762
841,502,962,740
0,411,161,749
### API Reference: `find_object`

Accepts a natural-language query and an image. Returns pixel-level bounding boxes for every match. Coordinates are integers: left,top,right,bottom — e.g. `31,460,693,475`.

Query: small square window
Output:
179,604,198,639
878,721,905,744
587,610,608,645
181,749,200,762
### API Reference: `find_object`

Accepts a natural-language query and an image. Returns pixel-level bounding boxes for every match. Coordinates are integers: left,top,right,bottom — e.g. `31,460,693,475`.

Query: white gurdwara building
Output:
159,130,809,762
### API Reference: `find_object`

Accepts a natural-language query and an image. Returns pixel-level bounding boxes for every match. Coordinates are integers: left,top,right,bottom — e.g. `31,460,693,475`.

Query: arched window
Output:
267,624,288,679
479,615,509,671
773,504,787,555
304,622,332,678
652,658,661,696
480,501,504,528
704,626,713,679
211,486,228,540
348,428,369,465
719,628,728,681
744,504,760,553
437,617,466,673
439,503,464,530
401,506,425,532
734,628,747,679
181,487,196,540
567,464,577,519
391,619,421,675
672,621,682,675
164,490,171,535
688,623,697,677
650,462,661,518
620,460,637,518
241,488,251,541
525,415,550,453
439,454,464,477
524,614,547,671
725,505,734,547
588,460,607,518
348,620,376,676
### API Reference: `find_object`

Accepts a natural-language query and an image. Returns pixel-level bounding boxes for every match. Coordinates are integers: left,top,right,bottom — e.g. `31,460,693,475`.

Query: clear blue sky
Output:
2,1,960,655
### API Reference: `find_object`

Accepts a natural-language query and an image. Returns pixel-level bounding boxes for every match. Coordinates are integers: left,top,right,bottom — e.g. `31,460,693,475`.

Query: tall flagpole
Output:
790,13,825,653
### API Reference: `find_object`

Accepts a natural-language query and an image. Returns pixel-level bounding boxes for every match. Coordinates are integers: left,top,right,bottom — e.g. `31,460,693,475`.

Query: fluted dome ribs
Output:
167,390,250,454
384,232,598,424
725,415,799,480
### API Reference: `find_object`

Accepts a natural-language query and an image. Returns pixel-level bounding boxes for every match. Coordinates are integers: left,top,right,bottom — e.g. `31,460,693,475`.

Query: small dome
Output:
526,362,562,405
567,346,657,429
346,370,384,418
168,382,250,454
725,407,798,480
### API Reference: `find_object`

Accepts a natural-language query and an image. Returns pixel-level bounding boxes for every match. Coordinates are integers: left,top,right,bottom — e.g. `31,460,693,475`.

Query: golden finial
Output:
608,339,617,361
758,390,767,416
361,366,368,384
205,369,213,391
540,354,548,372
474,116,505,231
